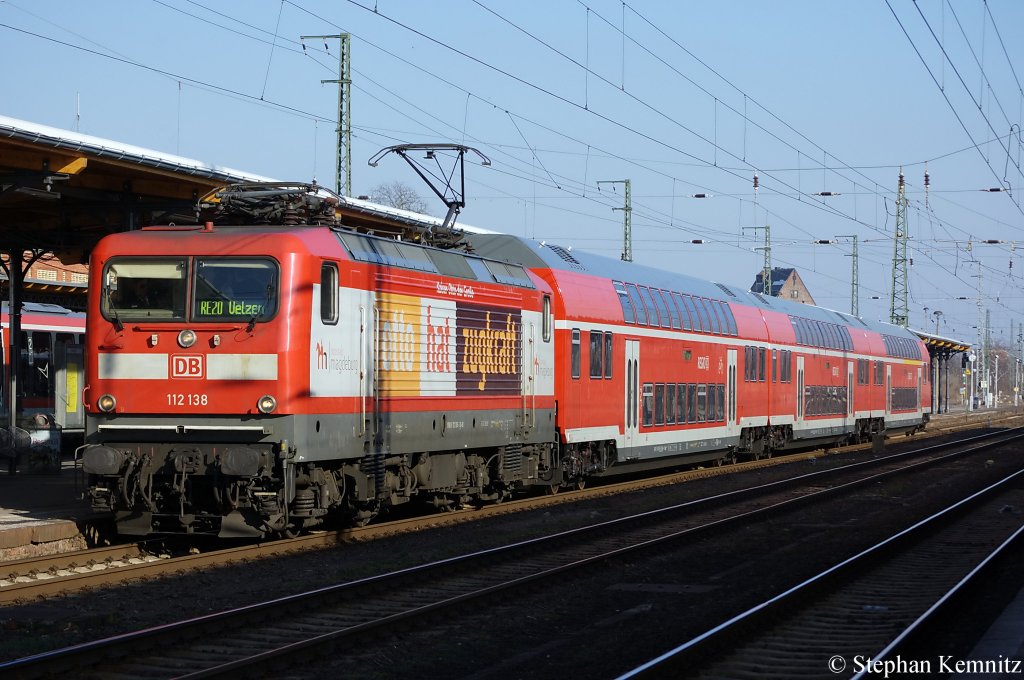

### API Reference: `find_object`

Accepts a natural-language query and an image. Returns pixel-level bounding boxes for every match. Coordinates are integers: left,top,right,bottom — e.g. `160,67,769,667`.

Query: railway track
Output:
620,468,1024,679
0,420,1014,605
3,427,1021,678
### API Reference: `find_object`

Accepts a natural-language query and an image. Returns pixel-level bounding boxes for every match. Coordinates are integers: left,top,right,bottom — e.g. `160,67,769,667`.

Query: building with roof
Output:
750,267,816,305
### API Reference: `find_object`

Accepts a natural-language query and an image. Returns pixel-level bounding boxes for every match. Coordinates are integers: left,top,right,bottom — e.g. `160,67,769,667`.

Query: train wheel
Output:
574,479,587,491
281,523,300,539
544,484,560,496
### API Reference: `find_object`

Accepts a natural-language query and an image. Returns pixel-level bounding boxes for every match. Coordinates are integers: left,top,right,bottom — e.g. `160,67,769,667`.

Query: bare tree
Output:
367,181,429,214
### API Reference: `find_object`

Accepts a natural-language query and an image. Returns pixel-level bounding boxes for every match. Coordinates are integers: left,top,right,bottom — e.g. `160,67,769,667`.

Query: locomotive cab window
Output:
193,259,279,322
102,258,188,321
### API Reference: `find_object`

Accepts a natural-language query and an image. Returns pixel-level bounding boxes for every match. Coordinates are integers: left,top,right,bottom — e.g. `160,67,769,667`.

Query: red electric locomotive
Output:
81,186,558,537
81,184,929,538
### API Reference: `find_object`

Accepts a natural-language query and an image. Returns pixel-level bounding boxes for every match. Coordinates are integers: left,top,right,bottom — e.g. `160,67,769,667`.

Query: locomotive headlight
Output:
257,395,277,414
97,394,117,413
177,329,197,348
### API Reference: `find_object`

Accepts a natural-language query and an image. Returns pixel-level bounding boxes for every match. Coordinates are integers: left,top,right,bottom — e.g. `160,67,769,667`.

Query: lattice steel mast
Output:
889,169,909,327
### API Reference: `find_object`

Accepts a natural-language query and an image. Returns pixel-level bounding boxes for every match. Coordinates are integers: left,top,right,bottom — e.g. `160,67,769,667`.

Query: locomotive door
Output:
624,340,640,452
523,321,536,429
360,300,376,437
796,356,805,421
727,349,737,424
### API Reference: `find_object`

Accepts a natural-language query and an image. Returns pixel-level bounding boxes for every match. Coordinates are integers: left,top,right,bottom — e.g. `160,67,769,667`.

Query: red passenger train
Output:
2,302,86,467
80,185,929,537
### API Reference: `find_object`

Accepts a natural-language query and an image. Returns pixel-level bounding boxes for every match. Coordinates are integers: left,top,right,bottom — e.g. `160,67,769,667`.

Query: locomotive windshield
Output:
192,258,278,322
103,259,188,320
102,257,278,323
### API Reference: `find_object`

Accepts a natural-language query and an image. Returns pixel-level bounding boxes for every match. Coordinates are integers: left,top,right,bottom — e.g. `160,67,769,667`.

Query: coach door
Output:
727,349,737,424
54,341,84,434
624,340,640,452
847,360,854,422
886,364,892,415
796,356,805,421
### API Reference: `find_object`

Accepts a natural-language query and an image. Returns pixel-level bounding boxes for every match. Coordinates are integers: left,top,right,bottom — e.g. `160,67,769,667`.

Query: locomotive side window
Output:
193,259,278,322
543,295,552,342
103,258,188,321
320,263,338,325
571,329,581,379
484,261,534,288
427,248,476,280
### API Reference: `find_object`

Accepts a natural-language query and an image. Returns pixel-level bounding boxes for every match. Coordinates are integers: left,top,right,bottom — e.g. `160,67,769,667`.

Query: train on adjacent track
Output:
1,302,86,469
80,184,930,537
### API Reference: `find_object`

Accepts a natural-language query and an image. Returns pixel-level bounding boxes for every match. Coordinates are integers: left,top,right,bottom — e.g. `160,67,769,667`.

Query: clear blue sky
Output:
3,1,1023,347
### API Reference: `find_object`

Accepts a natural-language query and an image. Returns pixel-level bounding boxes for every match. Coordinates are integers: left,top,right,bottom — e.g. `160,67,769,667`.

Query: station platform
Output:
0,457,91,559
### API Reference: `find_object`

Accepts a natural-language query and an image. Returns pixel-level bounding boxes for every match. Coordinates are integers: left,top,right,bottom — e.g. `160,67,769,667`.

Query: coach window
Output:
604,332,613,379
676,384,687,423
652,290,672,329
543,295,552,342
320,263,338,325
717,385,725,421
758,348,767,382
665,383,676,424
672,293,692,331
637,286,661,327
613,282,636,324
571,329,581,379
642,384,654,426
704,299,722,334
655,384,665,425
663,291,681,329
772,350,778,382
720,302,738,336
626,284,648,325
687,383,698,423
696,384,707,422
21,331,51,399
589,331,603,379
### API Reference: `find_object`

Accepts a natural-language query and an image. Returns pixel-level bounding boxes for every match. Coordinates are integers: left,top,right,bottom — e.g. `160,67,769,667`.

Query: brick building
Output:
750,267,816,305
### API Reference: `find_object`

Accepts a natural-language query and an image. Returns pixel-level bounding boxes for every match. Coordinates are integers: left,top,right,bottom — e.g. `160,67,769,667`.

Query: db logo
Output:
171,354,204,379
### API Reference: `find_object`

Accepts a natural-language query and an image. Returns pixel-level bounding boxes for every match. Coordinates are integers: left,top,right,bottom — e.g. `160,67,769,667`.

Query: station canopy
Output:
0,114,464,266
